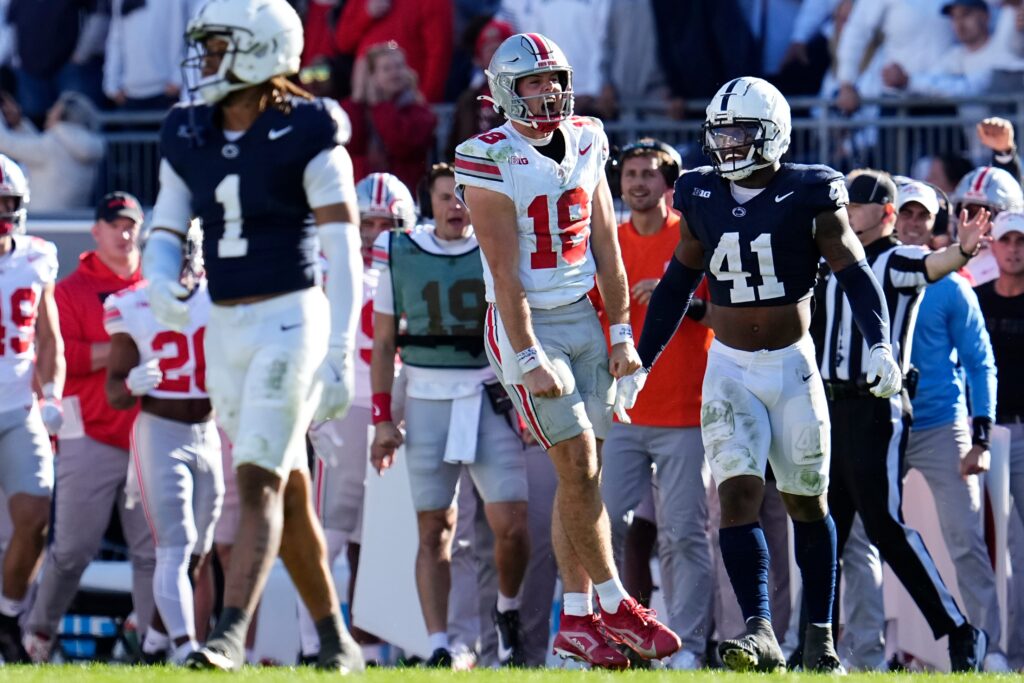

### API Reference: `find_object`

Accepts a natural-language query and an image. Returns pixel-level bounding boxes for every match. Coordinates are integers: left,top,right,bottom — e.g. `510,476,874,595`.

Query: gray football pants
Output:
27,435,156,638
600,423,713,652
1005,422,1024,666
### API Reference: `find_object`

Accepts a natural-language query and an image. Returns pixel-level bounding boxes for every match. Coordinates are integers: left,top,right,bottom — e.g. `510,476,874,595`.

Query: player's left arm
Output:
590,174,640,378
952,280,997,475
35,281,65,433
307,142,362,421
816,207,901,396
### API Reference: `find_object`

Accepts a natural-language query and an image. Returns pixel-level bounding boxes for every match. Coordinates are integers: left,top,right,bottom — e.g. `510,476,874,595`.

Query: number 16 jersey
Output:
455,116,610,310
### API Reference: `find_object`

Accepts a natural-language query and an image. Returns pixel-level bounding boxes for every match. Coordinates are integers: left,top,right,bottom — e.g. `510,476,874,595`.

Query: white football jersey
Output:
353,266,378,409
0,235,58,412
455,116,610,309
103,280,211,399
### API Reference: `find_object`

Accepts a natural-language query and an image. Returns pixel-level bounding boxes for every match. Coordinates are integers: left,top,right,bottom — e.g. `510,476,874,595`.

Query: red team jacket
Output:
56,251,142,451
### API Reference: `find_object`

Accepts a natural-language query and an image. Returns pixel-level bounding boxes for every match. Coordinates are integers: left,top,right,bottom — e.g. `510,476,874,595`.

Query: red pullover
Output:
56,251,141,450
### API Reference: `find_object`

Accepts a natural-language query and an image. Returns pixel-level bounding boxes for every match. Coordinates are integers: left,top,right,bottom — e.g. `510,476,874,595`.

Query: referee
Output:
809,169,990,672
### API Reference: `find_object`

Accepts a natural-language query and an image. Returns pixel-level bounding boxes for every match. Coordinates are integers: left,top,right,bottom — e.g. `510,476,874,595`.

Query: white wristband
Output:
609,324,634,346
41,382,61,400
516,345,545,374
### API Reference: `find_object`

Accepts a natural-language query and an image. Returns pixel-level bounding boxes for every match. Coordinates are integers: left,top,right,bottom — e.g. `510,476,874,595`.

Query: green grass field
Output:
0,667,1004,682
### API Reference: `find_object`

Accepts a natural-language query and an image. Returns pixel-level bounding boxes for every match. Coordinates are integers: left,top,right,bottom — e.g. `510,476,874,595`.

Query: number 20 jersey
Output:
103,280,211,399
0,235,57,412
454,116,610,310
674,163,847,308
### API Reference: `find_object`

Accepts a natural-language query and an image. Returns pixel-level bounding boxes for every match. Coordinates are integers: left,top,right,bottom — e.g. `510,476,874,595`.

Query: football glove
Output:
612,368,649,424
148,277,191,332
39,398,63,436
866,343,901,398
126,359,163,396
314,345,355,422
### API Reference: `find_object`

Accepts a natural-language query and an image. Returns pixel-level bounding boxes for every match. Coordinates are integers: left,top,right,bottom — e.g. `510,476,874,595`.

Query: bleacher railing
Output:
93,94,1024,207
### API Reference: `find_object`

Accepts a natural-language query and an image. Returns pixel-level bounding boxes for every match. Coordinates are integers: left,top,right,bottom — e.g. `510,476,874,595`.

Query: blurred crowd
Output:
0,0,1023,210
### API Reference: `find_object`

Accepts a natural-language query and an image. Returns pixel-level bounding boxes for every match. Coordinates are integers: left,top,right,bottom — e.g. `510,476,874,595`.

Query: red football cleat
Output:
600,597,682,660
552,612,630,670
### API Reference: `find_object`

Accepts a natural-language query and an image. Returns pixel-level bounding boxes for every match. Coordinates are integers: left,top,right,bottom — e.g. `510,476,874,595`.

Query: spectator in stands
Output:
498,0,611,112
6,0,105,126
446,16,510,160
103,0,189,111
23,192,156,663
302,0,342,67
834,0,955,114
598,0,666,120
651,1,758,119
343,42,437,195
883,1,1024,98
0,91,103,211
739,0,833,95
921,153,975,195
335,0,453,103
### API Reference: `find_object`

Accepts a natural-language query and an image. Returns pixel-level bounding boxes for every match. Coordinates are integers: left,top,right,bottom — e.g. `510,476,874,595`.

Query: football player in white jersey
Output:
104,223,223,664
142,0,363,671
296,172,412,664
455,33,680,668
0,154,64,663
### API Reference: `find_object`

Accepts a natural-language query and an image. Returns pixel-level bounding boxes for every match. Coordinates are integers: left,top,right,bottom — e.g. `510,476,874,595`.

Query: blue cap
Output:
942,0,989,15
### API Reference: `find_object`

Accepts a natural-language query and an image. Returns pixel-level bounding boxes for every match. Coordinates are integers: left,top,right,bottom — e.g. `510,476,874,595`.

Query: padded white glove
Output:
39,399,63,436
148,277,191,332
314,345,355,422
126,359,163,396
613,368,649,424
866,343,902,398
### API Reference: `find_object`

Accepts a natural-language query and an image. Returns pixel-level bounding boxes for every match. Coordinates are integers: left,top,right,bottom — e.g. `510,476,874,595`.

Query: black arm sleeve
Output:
636,256,705,370
833,260,891,349
992,149,1022,186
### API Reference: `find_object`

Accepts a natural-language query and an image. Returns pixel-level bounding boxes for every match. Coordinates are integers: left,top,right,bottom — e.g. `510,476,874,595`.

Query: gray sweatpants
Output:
27,435,156,638
1006,421,1024,666
600,423,712,652
905,421,1002,653
839,515,887,671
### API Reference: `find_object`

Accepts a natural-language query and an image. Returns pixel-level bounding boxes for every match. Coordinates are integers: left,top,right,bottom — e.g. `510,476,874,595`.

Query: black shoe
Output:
493,607,524,667
424,648,453,668
717,617,786,673
949,623,987,673
803,624,845,673
298,653,319,666
0,613,28,663
141,648,169,665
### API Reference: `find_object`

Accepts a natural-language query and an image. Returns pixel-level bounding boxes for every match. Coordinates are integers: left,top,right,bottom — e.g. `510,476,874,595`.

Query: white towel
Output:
443,389,483,465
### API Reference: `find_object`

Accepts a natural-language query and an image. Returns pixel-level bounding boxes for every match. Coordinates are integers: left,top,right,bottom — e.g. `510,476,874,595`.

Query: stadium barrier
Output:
86,93,1024,208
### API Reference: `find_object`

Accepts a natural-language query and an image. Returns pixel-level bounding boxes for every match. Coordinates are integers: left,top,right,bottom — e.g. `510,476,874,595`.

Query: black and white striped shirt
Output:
812,235,932,382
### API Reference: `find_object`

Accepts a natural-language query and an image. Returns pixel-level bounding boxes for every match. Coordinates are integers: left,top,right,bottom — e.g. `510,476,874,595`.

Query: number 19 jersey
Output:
0,235,58,413
454,116,610,310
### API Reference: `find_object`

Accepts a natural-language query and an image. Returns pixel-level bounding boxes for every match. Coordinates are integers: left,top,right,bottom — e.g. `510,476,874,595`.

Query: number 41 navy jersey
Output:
159,97,349,302
674,163,848,308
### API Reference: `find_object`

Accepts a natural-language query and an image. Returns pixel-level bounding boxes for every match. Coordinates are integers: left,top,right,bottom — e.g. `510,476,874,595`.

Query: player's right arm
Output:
462,185,562,398
35,280,65,435
104,333,144,411
368,230,401,473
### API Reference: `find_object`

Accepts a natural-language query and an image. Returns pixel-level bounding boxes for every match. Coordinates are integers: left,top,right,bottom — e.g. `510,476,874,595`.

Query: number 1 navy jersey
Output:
674,163,848,308
158,98,350,302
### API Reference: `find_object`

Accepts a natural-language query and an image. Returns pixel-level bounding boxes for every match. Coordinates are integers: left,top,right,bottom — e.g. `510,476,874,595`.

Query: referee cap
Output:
847,171,897,206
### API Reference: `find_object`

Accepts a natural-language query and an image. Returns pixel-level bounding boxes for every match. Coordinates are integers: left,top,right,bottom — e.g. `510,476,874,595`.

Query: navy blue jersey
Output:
674,163,847,308
160,98,345,302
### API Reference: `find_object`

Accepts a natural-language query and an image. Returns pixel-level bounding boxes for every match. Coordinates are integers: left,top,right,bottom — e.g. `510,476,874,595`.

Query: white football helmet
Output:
703,77,791,181
184,0,303,104
482,33,573,133
355,173,417,231
0,154,29,236
951,166,1023,218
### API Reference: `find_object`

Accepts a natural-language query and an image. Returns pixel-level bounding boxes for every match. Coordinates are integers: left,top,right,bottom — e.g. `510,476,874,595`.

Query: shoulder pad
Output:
291,97,350,147
569,116,604,131
798,163,844,185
